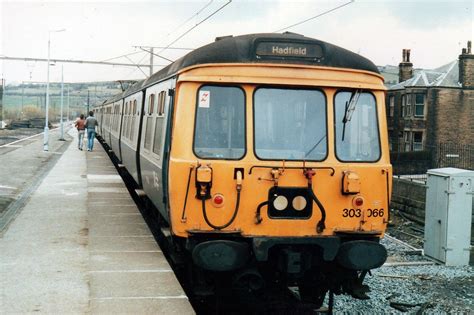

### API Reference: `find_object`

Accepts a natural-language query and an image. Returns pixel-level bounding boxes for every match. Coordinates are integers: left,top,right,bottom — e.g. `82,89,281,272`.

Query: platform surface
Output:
0,128,194,314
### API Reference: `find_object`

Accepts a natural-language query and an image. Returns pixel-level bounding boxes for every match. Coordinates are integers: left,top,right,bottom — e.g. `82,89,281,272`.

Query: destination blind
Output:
255,42,323,58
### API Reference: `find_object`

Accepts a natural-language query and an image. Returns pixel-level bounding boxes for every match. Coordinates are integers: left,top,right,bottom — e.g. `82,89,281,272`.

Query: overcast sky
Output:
1,0,472,84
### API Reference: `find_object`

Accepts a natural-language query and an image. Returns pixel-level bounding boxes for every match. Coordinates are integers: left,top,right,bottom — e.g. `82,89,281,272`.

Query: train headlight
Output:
292,196,307,211
273,195,288,211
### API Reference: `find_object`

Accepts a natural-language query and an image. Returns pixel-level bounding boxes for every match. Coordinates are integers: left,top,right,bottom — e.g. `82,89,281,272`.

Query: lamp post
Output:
59,64,65,141
43,28,65,151
67,85,70,122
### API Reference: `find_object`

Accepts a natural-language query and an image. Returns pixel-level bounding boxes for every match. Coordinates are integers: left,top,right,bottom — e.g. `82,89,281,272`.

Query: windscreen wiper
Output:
305,134,326,157
341,89,361,141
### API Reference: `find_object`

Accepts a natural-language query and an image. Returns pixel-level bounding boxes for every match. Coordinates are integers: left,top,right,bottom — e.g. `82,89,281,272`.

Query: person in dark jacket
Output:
85,111,98,151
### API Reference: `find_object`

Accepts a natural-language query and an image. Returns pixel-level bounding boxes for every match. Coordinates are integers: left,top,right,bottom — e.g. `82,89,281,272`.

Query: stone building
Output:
386,42,473,153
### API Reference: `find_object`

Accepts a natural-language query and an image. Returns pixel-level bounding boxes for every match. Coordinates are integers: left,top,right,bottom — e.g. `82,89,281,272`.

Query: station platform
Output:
0,128,194,314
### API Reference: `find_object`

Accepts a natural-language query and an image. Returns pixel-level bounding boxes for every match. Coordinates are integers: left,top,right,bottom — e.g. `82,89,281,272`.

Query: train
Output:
94,32,391,310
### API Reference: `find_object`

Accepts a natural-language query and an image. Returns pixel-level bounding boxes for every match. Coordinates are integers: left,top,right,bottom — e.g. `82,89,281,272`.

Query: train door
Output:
139,78,175,222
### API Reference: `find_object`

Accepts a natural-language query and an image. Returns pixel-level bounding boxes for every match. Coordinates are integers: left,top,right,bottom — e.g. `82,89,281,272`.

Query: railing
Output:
434,143,474,170
393,174,428,184
391,143,474,178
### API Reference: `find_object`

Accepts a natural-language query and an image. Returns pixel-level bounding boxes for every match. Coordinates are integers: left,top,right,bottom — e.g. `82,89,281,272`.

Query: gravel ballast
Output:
326,235,473,314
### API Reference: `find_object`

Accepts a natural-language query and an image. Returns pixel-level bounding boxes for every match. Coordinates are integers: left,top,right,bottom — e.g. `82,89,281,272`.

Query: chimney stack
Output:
399,48,413,83
459,41,474,89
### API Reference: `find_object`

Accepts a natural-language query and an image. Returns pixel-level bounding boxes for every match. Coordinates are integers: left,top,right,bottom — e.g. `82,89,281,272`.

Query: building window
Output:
413,132,423,151
398,135,404,152
415,93,425,117
388,95,394,117
404,131,411,151
406,93,412,116
401,95,406,117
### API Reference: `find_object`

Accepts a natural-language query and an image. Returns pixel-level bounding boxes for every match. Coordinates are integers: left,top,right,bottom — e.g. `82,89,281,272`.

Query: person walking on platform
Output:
75,114,86,150
85,111,98,152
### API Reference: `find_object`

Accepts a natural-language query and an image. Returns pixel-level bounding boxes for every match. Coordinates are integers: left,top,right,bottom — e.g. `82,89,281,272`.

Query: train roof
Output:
103,33,380,104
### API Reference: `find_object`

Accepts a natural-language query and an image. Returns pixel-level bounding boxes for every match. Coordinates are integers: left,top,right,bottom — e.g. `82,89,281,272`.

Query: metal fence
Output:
391,143,474,179
393,174,428,183
434,143,474,170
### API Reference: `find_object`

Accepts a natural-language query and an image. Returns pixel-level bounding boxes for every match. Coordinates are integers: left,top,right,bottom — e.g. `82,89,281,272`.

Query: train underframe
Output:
172,234,387,310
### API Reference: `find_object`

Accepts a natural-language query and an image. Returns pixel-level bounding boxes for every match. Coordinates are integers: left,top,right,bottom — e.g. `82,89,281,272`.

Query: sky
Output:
1,0,472,84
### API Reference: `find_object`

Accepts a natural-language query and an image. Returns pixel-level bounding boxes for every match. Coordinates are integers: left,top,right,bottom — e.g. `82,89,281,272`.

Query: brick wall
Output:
391,178,426,223
459,54,474,88
399,63,413,82
391,177,474,224
427,88,474,147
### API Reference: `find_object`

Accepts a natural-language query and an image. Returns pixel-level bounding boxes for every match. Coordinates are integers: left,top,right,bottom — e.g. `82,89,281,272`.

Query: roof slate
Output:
389,60,460,90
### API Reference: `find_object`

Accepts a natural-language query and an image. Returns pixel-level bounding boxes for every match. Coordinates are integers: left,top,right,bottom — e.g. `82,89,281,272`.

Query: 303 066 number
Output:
342,208,384,218
367,208,384,217
342,208,361,217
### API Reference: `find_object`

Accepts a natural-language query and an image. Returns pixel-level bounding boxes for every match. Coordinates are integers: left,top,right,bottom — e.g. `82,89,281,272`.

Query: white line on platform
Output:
0,185,16,190
0,128,58,148
93,214,141,217
88,197,133,201
88,204,137,207
3,144,22,148
89,269,173,273
91,296,188,300
90,250,162,253
88,187,129,193
87,174,122,180
92,235,154,238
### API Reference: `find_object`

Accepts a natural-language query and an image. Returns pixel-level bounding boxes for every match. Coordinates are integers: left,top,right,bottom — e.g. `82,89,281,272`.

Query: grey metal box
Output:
424,168,473,266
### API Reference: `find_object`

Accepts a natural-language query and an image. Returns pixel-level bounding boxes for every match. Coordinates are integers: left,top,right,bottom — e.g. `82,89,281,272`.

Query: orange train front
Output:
95,33,391,307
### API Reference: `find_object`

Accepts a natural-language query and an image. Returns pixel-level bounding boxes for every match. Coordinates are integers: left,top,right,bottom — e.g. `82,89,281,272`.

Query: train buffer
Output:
0,128,194,314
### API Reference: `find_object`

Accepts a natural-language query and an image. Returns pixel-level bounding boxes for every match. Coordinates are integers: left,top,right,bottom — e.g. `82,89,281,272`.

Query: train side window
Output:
113,105,118,131
194,85,245,159
144,116,154,150
157,91,166,116
153,92,166,155
334,91,380,162
152,116,164,156
127,100,134,139
130,100,138,141
115,104,120,132
149,94,155,115
123,101,129,137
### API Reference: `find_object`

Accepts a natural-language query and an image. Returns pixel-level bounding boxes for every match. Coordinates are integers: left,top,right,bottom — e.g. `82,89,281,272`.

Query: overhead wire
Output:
273,0,354,33
157,0,232,56
124,52,149,78
165,0,214,37
101,50,143,62
125,55,148,77
137,47,174,63
151,46,194,51
100,0,229,77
